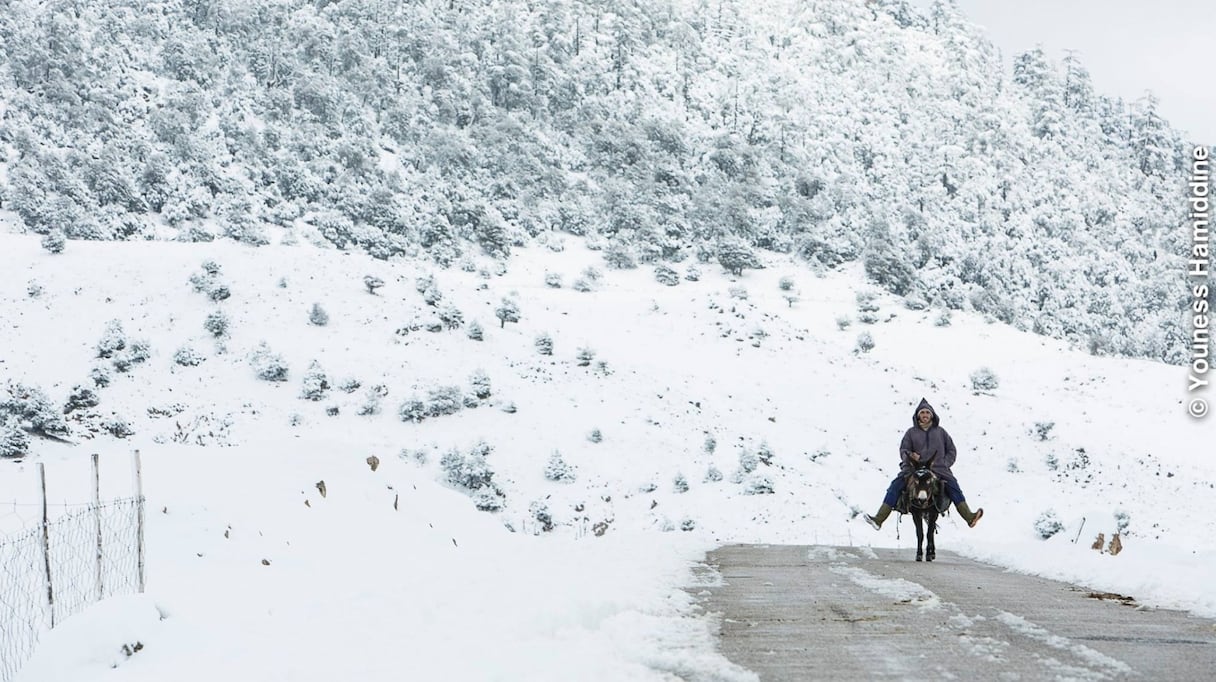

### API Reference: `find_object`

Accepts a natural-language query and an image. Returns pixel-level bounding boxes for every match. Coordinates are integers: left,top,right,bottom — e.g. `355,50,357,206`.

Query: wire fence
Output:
0,454,145,682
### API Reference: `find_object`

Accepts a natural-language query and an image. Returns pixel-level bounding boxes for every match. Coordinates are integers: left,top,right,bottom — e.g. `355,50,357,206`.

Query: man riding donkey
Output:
864,398,983,530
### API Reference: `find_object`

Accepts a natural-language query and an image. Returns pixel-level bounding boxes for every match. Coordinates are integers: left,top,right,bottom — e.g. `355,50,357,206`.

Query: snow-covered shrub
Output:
582,266,603,283
728,286,748,300
704,434,717,454
473,487,506,512
757,442,775,465
250,343,289,382
357,390,381,416
837,316,852,330
1115,510,1130,534
469,370,491,399
855,331,875,353
363,275,384,294
309,303,329,326
857,290,880,313
1034,421,1055,440
588,428,602,443
64,385,100,413
603,244,636,269
204,310,229,338
1006,458,1021,473
1034,510,1064,540
173,345,204,367
438,305,464,329
41,230,66,254
2,383,70,439
576,347,595,367
96,320,127,359
673,474,689,493
535,333,553,356
26,280,44,298
743,475,775,495
935,311,953,327
970,367,1000,392
0,424,30,458
104,416,134,438
338,378,361,393
571,278,592,292
654,264,679,286
425,385,464,417
90,366,111,388
466,320,484,341
684,265,701,282
422,286,442,307
704,466,723,482
544,272,563,288
495,298,520,328
544,452,575,482
441,447,496,491
530,501,555,532
300,361,330,401
736,449,759,478
778,276,795,291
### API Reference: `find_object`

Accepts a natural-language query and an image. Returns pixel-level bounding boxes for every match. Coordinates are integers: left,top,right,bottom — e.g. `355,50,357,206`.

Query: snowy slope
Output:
1,225,1213,681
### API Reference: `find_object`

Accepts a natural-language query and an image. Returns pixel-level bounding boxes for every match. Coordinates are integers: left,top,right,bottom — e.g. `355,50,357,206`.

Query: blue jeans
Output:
883,473,965,507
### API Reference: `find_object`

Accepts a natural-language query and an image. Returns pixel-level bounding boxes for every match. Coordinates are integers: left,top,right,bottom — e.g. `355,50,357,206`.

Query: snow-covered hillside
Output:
1,225,1213,681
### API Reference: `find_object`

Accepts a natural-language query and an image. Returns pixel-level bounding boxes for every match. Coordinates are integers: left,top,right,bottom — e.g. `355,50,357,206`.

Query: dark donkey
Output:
901,465,950,561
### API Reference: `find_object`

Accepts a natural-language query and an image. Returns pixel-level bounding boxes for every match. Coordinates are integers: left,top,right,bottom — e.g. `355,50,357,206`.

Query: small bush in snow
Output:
1006,458,1021,473
530,500,555,532
495,298,520,328
935,311,953,327
855,331,875,353
544,451,576,482
778,276,795,291
1034,421,1055,441
441,446,497,491
96,320,127,359
680,518,697,532
425,385,464,417
300,360,330,401
90,366,111,388
250,343,289,382
673,474,689,493
363,275,384,294
704,434,717,454
705,466,723,482
204,310,229,338
201,260,221,276
588,428,602,443
572,278,592,292
654,264,679,286
27,280,44,298
1045,452,1059,471
757,442,775,466
41,230,66,254
738,449,759,475
469,370,492,399
544,272,563,288
970,367,1000,392
836,316,852,330
104,416,135,438
684,265,701,282
728,286,748,300
173,345,204,367
535,333,554,356
438,305,464,329
582,266,603,283
422,286,443,307
338,378,361,393
743,474,775,495
1115,510,1130,534
0,424,31,458
576,347,595,367
466,320,484,341
309,303,329,326
1034,510,1064,540
856,290,880,313
415,274,435,294
2,383,70,439
357,390,381,416
473,487,506,512
64,385,100,414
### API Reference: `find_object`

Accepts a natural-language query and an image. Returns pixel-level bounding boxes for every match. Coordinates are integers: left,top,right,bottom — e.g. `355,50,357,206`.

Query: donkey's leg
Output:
926,512,936,561
913,510,924,561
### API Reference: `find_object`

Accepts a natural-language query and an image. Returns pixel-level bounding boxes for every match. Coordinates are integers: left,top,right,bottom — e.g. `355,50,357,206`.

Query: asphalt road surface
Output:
691,545,1216,681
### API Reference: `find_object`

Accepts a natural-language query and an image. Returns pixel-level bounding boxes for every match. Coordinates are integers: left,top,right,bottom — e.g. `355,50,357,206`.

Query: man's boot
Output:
956,501,984,528
864,504,892,530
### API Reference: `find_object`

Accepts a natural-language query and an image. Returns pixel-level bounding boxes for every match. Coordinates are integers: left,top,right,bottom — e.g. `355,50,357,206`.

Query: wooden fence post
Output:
132,450,145,593
92,453,104,601
38,462,55,628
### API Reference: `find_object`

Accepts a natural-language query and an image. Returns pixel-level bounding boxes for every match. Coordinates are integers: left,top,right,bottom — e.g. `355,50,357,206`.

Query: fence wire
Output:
0,496,144,682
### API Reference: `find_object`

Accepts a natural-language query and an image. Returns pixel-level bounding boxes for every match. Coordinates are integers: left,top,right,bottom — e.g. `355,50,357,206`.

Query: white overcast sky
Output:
909,0,1215,144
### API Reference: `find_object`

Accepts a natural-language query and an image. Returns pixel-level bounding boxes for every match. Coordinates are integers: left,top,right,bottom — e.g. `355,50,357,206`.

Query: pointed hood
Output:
913,398,940,428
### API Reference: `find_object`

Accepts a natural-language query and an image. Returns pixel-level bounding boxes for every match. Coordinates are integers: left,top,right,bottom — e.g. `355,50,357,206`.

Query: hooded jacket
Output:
899,398,957,481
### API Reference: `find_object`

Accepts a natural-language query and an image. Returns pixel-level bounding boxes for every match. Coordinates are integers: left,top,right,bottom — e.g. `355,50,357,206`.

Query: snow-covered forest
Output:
0,0,1199,363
